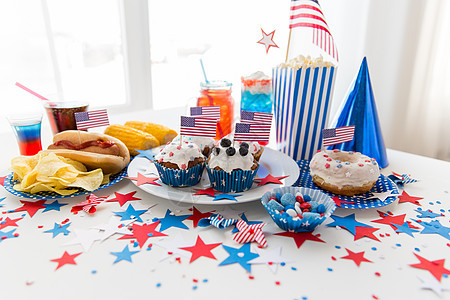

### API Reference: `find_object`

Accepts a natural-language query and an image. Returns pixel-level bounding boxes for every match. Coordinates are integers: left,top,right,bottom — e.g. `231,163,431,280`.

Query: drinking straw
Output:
15,82,55,106
200,59,209,83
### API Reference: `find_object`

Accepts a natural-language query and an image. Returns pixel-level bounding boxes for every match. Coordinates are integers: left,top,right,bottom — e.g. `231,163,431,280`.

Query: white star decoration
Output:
257,28,279,54
345,172,352,178
91,216,134,241
418,274,450,296
366,191,400,202
152,233,192,262
249,247,292,273
64,228,102,251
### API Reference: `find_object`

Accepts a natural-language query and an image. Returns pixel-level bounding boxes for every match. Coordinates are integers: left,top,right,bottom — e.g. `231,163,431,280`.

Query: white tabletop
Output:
1,108,449,300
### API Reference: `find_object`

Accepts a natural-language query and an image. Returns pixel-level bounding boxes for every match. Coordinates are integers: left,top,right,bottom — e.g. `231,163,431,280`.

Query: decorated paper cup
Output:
206,166,258,193
154,162,205,187
272,64,337,161
261,186,336,232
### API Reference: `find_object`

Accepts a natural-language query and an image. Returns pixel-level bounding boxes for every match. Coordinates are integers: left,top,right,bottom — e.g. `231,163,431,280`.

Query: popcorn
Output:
278,55,335,69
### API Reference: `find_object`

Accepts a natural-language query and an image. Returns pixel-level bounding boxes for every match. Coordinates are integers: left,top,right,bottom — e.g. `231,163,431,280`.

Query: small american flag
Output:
234,122,270,142
180,116,217,137
74,109,110,130
241,110,273,126
289,0,338,61
322,125,355,147
190,106,220,121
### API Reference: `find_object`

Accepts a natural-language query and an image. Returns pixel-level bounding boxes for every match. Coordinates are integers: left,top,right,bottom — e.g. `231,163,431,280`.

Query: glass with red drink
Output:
44,101,89,135
7,113,43,156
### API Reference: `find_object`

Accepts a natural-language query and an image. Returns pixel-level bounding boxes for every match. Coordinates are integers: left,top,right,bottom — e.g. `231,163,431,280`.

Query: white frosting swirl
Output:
207,144,255,173
309,149,380,188
155,141,204,169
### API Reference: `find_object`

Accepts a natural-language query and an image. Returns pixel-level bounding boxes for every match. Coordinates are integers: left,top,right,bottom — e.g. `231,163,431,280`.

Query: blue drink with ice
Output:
241,72,272,113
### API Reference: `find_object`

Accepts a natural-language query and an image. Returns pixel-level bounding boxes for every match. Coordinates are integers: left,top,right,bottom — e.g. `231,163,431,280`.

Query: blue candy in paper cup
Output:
272,62,337,161
206,166,258,193
154,162,205,187
261,186,336,232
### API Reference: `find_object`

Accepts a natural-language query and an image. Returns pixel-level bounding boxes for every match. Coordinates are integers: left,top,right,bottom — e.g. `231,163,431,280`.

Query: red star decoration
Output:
186,206,214,228
50,251,82,270
0,216,23,230
257,28,279,54
372,213,406,230
0,176,6,186
354,226,380,242
14,200,47,217
118,222,167,248
331,196,355,207
398,190,423,206
179,235,222,263
107,191,141,207
193,187,219,197
274,232,325,249
410,253,450,281
126,173,161,187
254,174,289,186
341,248,372,267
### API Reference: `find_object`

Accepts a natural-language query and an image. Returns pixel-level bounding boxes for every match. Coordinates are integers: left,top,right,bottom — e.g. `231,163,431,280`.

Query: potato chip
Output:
11,152,108,195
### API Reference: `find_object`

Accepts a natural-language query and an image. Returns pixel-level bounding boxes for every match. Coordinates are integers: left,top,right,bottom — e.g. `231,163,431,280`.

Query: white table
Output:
1,108,449,300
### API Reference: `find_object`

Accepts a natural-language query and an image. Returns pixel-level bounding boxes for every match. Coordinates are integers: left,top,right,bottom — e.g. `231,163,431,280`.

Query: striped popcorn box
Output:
272,65,337,161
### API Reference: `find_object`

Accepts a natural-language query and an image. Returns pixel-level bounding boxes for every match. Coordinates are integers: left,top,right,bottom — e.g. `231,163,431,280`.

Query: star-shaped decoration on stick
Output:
398,190,423,205
50,251,82,270
118,222,167,248
126,172,161,186
274,232,325,249
257,28,279,54
254,174,289,186
340,248,372,267
179,235,222,263
110,245,140,264
13,199,46,217
186,206,214,228
107,191,141,207
219,243,259,273
410,253,450,281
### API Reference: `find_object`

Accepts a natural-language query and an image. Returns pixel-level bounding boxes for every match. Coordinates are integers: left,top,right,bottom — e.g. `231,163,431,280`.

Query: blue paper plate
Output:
3,168,127,200
294,160,398,209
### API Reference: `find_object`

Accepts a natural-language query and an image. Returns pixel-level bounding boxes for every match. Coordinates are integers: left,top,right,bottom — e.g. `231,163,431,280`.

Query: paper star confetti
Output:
0,176,6,186
107,191,141,207
233,220,267,248
44,222,71,238
254,174,288,186
135,149,156,161
274,232,325,249
354,226,380,242
126,172,161,186
91,216,134,241
365,191,399,202
193,187,219,197
64,228,102,251
219,243,259,272
71,194,106,214
257,28,279,54
179,235,222,263
417,219,450,240
153,209,190,232
410,253,450,281
248,246,291,273
331,196,355,208
415,208,442,219
418,274,450,296
393,222,419,237
186,206,214,228
198,214,238,229
327,214,372,235
0,229,18,242
152,233,192,261
372,212,406,230
0,216,23,230
118,222,167,248
212,193,242,202
51,251,82,270
110,245,140,264
397,190,423,206
340,248,372,267
13,199,46,217
42,200,67,212
113,204,148,222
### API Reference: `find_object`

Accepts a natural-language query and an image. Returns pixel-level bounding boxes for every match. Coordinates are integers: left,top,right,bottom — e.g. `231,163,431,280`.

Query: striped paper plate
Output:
294,160,398,209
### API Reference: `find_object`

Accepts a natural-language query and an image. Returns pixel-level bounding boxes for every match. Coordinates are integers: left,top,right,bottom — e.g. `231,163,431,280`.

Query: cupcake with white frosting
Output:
154,141,205,187
171,135,215,157
206,138,259,193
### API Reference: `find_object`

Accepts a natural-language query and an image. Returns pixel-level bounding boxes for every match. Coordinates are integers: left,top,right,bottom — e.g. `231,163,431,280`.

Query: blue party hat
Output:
328,57,388,168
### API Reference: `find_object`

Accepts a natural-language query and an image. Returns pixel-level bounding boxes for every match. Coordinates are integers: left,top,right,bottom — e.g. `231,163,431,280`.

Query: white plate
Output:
127,147,299,204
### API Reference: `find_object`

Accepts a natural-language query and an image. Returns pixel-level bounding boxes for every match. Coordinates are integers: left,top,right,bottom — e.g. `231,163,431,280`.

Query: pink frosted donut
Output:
309,149,380,196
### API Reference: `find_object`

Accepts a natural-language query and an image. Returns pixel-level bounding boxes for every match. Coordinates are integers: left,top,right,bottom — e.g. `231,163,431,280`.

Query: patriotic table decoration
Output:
71,194,106,214
180,116,217,138
234,123,270,143
74,109,109,130
190,106,220,121
322,125,355,147
240,110,273,126
233,220,268,248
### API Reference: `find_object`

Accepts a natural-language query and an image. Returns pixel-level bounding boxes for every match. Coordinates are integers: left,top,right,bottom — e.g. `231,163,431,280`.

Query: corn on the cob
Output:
105,124,159,156
124,121,178,145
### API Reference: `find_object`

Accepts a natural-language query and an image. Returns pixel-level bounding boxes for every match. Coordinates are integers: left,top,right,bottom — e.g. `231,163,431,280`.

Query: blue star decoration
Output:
416,219,450,241
0,197,5,208
0,229,18,242
152,209,190,232
231,213,262,234
135,149,156,161
44,222,71,238
393,222,419,237
113,204,147,222
415,208,442,219
43,200,68,212
327,213,372,235
219,243,259,273
212,193,243,202
110,245,140,264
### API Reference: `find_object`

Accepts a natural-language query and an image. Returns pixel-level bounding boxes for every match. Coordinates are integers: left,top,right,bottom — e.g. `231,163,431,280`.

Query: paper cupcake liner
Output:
272,65,337,161
206,166,258,193
261,186,336,232
154,162,205,187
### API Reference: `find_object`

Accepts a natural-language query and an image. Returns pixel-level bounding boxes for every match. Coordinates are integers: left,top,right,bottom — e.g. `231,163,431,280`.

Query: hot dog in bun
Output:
46,130,130,174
